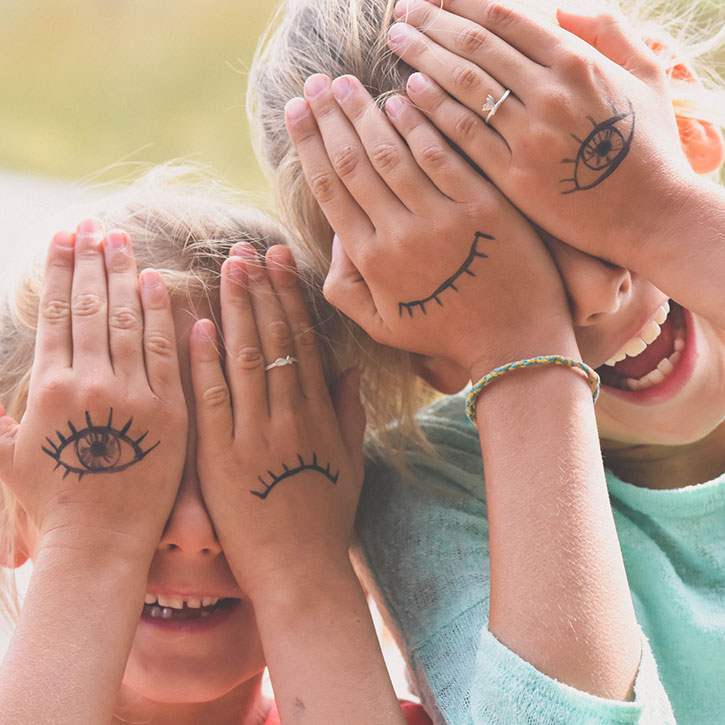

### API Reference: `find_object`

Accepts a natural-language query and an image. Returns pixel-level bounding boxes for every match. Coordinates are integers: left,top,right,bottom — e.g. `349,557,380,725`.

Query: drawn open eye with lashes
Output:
561,99,635,194
250,453,338,500
398,231,494,317
42,409,160,481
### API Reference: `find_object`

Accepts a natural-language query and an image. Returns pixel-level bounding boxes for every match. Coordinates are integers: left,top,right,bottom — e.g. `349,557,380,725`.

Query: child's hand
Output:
189,244,366,599
286,74,575,379
0,221,187,563
387,0,695,267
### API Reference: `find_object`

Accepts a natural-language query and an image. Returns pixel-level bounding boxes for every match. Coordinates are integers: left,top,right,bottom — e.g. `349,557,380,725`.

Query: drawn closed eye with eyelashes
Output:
250,453,339,500
41,409,160,481
398,231,494,317
561,99,635,194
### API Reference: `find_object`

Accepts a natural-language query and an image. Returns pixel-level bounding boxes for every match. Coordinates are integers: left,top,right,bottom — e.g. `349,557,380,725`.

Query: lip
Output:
139,598,242,634
599,297,669,368
600,306,698,406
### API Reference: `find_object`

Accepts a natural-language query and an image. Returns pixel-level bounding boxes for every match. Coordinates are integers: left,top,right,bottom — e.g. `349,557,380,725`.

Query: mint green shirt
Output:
356,392,724,724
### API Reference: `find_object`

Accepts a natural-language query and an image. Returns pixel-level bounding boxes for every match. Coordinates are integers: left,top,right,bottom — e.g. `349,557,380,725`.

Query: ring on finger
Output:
482,89,511,124
265,355,298,372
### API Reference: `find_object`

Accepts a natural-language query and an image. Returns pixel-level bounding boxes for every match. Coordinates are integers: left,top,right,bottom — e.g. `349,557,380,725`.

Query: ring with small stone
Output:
482,89,511,124
264,355,298,372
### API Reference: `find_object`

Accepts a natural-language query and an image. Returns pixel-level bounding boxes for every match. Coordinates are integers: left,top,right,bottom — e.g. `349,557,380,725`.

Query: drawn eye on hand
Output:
561,99,635,194
42,409,160,481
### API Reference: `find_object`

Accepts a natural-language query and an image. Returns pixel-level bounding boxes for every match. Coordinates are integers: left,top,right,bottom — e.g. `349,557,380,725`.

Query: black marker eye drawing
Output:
42,409,160,480
561,99,635,194
250,453,339,500
398,231,493,317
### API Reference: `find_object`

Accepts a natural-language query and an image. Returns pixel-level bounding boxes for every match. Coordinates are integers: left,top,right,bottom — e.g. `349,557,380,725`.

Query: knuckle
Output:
419,142,448,170
308,171,337,204
79,381,109,405
35,374,70,404
370,142,402,173
454,110,479,143
265,319,292,347
332,144,363,179
229,345,265,371
71,292,105,318
201,384,231,409
291,322,318,350
144,331,176,359
559,49,592,77
108,305,142,332
41,297,71,325
450,63,481,93
483,3,516,28
456,25,487,55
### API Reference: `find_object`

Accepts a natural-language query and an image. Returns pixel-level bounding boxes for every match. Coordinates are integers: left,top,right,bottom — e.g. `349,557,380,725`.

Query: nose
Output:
545,236,632,327
158,465,221,557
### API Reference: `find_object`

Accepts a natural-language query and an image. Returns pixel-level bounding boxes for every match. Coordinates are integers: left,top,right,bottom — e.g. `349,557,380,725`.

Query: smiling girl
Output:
249,0,725,721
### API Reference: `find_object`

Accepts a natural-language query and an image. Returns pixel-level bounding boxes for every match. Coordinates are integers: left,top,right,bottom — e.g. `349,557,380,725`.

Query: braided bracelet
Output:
465,355,601,426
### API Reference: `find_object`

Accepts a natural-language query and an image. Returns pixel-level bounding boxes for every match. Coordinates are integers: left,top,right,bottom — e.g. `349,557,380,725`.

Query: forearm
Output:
472,356,640,700
252,558,405,725
0,546,148,725
627,175,725,328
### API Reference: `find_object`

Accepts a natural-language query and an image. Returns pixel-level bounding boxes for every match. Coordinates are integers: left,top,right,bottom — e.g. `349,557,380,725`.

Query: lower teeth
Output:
622,327,685,391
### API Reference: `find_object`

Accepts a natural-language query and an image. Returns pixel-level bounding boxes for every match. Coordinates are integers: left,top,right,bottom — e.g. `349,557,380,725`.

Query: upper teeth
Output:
603,301,670,367
144,594,220,609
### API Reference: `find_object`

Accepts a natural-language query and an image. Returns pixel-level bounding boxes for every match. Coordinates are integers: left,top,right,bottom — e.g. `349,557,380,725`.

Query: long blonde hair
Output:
247,0,725,430
0,164,351,621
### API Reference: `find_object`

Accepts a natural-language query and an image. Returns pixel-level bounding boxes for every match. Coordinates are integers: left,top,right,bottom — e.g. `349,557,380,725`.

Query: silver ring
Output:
264,355,298,372
482,89,511,124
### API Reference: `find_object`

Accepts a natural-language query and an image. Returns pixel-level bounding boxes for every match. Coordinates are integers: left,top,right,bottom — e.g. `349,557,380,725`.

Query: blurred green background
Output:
0,0,274,194
1,0,723,197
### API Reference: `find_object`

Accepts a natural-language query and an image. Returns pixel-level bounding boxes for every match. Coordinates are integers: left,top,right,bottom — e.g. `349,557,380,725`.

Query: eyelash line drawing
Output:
398,231,493,317
41,408,160,481
560,99,635,194
250,453,339,500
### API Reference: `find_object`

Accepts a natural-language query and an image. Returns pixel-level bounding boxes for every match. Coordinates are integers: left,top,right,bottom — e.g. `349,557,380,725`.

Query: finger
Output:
389,86,504,199
189,319,233,452
285,96,375,244
303,74,406,221
323,235,388,344
233,244,301,414
330,75,441,215
219,255,268,427
388,22,525,130
264,246,330,402
556,9,662,81
394,0,539,95
138,269,183,400
103,230,144,381
426,0,567,66
34,231,75,373
71,219,109,369
0,403,19,482
331,368,366,482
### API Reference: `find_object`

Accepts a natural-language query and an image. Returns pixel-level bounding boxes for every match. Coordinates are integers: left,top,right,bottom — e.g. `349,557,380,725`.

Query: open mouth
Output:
142,596,240,622
597,301,686,392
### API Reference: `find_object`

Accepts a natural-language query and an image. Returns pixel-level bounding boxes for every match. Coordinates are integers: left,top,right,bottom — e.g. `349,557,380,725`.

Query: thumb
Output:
0,402,19,483
557,8,658,79
331,368,366,478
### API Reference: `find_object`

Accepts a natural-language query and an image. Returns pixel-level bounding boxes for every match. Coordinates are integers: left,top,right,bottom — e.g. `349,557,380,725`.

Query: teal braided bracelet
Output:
465,355,601,426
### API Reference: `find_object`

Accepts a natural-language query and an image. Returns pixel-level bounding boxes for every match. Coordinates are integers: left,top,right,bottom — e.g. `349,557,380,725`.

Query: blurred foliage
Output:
0,0,273,193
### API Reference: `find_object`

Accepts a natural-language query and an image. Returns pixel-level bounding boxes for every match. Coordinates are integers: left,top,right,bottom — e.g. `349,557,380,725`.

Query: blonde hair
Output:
247,0,725,433
0,164,355,622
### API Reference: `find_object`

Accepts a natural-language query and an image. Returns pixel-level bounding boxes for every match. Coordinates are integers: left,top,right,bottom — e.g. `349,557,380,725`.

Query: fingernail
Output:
197,319,216,342
388,23,413,48
304,74,328,98
225,258,247,283
141,269,162,288
394,0,409,19
53,231,74,248
105,231,126,250
77,218,102,235
285,97,309,122
332,76,352,103
407,72,429,94
385,95,406,119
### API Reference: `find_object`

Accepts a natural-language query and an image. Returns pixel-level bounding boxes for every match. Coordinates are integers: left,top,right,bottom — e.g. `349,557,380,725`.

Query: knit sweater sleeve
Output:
355,393,674,725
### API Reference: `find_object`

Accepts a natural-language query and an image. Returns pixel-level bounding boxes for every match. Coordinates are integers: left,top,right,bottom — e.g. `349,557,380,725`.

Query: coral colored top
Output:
263,700,432,724
355,391,725,724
